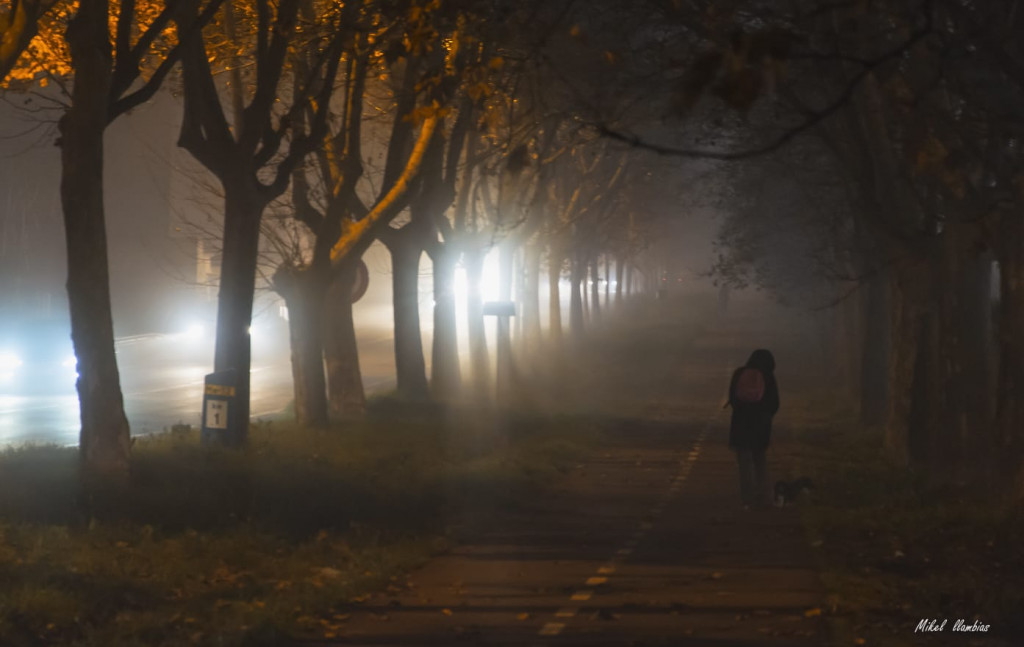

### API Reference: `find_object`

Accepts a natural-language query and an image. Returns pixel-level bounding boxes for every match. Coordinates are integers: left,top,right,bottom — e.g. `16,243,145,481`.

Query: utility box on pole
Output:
483,301,516,403
201,369,242,446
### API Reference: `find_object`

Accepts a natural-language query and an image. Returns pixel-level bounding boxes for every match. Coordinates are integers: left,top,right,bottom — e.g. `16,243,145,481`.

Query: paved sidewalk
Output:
315,299,827,645
317,431,825,645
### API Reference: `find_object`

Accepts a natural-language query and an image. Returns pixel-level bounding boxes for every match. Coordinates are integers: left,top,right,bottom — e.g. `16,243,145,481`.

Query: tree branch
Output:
594,0,935,160
330,114,439,265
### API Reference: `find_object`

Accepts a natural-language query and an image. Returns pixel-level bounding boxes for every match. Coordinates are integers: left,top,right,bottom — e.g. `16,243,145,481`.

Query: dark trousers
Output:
735,447,768,506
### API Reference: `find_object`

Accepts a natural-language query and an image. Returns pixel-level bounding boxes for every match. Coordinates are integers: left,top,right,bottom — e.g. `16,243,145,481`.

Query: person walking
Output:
725,349,780,508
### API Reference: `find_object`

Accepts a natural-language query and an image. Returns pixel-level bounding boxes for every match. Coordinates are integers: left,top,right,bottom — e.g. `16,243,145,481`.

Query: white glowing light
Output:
184,323,204,341
0,353,23,372
452,250,504,306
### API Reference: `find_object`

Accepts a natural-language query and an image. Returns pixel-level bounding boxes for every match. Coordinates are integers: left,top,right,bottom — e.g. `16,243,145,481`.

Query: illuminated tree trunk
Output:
498,240,514,301
590,256,601,320
547,247,563,347
324,267,365,417
512,247,523,345
522,241,542,355
615,257,624,304
598,253,606,305
582,259,590,318
464,247,489,394
387,233,429,399
430,246,461,399
570,252,585,339
59,0,130,481
275,267,329,427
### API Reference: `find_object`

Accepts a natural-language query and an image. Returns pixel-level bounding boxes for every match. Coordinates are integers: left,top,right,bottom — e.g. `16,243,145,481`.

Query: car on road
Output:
0,317,78,395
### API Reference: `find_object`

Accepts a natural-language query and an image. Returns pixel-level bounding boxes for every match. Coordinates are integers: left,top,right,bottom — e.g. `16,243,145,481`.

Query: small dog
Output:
774,477,814,506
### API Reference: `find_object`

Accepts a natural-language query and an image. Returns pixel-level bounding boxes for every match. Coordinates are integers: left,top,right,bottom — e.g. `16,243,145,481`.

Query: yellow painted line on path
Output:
538,622,565,635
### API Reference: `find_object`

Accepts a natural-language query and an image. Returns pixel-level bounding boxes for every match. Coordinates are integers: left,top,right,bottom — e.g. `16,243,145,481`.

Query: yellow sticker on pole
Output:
205,384,236,397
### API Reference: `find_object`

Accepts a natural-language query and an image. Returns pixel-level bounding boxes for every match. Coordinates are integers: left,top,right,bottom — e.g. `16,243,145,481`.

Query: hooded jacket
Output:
727,349,780,450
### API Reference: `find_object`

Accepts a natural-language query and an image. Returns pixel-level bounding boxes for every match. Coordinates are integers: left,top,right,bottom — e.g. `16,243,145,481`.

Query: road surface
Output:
0,326,399,447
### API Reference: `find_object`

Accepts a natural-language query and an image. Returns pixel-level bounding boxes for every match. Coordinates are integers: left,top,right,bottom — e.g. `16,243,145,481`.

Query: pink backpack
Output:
734,367,765,404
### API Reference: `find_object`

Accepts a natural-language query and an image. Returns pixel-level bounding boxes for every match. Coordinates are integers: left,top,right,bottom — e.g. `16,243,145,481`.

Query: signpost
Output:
201,368,241,445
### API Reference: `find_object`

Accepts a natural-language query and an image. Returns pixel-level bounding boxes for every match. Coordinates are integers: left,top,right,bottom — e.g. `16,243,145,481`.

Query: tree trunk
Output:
570,252,585,339
598,253,606,305
211,181,266,445
884,267,921,465
860,271,890,425
614,256,623,304
59,0,131,481
522,241,542,355
513,247,524,346
277,268,329,427
590,256,601,320
498,240,514,301
994,211,1024,497
907,308,937,466
464,247,489,394
954,246,995,464
582,255,590,320
845,284,864,397
324,267,365,417
390,236,430,399
929,226,986,481
430,246,461,400
547,247,563,347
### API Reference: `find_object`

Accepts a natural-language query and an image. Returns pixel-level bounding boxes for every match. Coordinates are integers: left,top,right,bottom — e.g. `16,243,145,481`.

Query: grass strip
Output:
0,410,597,646
786,393,1022,647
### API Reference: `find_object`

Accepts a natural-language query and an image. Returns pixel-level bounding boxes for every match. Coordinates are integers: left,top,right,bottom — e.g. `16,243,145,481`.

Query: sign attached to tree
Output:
205,399,228,430
351,260,370,303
